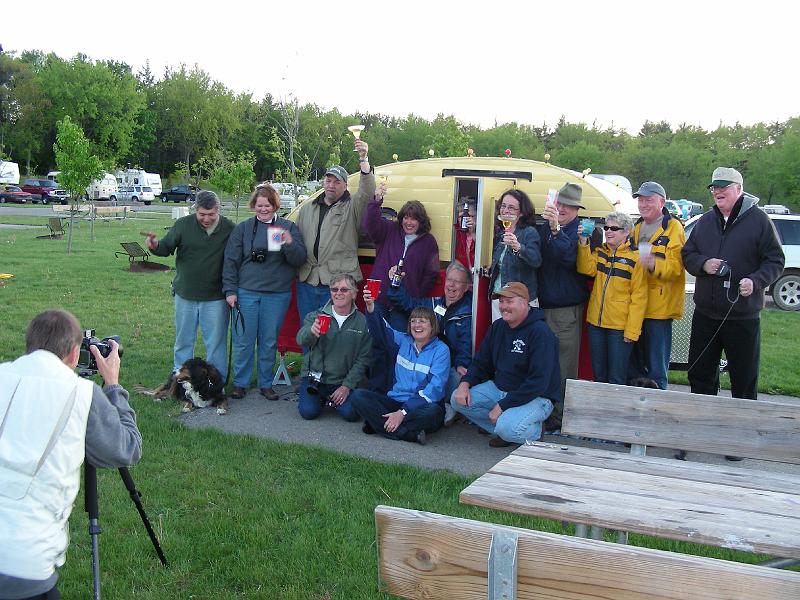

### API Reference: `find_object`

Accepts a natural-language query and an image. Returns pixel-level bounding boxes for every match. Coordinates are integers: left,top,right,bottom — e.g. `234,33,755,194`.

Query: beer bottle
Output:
390,259,404,288
459,201,470,231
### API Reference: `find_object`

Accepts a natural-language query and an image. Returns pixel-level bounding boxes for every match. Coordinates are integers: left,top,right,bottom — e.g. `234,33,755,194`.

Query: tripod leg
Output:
118,467,168,566
84,464,102,600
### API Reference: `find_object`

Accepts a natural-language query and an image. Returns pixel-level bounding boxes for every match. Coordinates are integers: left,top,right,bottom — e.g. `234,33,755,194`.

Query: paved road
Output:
177,380,800,478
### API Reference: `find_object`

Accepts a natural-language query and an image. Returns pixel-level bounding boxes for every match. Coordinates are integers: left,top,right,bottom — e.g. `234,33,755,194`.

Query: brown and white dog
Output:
153,357,228,415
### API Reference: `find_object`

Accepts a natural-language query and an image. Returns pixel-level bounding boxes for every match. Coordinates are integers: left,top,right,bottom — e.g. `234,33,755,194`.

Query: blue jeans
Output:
450,380,553,444
173,294,229,378
637,318,673,389
350,389,444,442
297,282,331,324
232,288,291,388
587,324,633,384
297,379,359,421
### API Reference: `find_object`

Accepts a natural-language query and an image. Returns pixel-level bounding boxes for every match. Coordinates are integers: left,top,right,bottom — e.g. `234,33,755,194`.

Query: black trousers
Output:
349,389,444,442
687,310,760,399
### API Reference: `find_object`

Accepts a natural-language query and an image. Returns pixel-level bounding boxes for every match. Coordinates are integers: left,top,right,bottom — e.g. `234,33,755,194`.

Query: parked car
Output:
763,204,791,215
20,179,70,204
0,184,33,203
161,184,199,203
117,185,155,205
684,210,800,311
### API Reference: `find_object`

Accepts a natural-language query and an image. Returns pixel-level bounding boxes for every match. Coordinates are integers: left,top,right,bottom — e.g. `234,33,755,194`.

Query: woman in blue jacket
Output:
349,287,451,445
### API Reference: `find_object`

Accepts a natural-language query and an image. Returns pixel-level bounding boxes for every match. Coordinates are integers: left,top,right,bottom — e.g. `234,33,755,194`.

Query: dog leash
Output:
226,302,246,387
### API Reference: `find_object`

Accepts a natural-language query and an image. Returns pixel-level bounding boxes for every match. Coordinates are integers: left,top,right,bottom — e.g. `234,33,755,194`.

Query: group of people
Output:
141,152,785,449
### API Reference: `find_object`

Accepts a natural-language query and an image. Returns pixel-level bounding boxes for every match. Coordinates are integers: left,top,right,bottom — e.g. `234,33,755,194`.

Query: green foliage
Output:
208,150,256,220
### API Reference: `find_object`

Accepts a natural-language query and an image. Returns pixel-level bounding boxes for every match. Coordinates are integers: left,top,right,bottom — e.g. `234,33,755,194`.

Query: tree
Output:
208,150,256,221
54,116,104,253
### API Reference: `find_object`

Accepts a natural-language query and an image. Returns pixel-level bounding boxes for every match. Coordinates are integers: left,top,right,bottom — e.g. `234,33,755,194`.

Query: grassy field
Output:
0,213,797,599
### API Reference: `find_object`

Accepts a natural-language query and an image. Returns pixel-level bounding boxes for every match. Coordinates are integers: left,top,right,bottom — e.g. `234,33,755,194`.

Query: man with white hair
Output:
682,168,783,415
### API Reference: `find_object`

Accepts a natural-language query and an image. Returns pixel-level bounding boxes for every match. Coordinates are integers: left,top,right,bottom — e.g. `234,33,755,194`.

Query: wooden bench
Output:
92,205,129,221
375,505,800,599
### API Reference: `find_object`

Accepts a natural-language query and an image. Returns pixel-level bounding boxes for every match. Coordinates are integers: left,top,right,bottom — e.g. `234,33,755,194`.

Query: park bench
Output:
92,205,129,221
375,505,800,599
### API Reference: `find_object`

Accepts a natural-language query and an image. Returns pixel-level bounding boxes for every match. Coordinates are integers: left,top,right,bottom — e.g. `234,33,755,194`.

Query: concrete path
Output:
178,380,800,478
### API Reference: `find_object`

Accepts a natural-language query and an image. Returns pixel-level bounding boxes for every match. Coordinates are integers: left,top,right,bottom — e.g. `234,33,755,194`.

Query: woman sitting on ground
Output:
577,211,647,385
348,287,451,445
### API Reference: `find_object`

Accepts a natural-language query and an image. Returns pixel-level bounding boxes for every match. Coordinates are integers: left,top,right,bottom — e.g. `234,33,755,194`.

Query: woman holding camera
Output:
223,184,307,400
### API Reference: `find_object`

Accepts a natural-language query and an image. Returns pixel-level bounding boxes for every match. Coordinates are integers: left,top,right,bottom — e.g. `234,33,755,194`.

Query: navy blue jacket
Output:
536,217,590,309
682,194,784,320
387,283,473,370
463,308,560,410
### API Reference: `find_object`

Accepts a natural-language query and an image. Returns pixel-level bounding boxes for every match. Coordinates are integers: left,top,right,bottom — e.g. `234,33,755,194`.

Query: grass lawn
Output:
0,214,796,598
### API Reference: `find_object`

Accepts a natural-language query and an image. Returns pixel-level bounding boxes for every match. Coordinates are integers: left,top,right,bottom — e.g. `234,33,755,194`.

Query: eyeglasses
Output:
445,277,469,285
329,287,352,294
603,225,625,232
499,203,520,211
710,183,736,191
409,318,430,325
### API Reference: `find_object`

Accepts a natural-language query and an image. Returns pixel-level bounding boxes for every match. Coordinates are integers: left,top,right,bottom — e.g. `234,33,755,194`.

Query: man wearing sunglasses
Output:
295,273,371,421
682,168,784,424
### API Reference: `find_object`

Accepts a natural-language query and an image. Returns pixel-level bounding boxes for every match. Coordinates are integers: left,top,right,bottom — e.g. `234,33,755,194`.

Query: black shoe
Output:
674,450,687,461
725,455,743,461
230,387,246,399
362,422,375,435
415,430,426,446
489,435,513,448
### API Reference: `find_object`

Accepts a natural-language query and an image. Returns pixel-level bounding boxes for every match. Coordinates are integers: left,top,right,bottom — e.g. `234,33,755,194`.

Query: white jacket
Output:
0,350,94,580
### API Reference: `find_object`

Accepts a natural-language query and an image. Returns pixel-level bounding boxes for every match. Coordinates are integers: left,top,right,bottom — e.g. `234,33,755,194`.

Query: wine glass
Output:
498,214,514,230
348,125,365,151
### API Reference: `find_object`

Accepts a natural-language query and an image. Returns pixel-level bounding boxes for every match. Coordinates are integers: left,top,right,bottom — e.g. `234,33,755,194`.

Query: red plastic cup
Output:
365,278,382,300
317,314,331,335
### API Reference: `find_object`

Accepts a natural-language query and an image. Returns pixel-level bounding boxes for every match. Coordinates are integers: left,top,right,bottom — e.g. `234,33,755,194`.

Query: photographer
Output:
0,310,142,600
222,184,307,400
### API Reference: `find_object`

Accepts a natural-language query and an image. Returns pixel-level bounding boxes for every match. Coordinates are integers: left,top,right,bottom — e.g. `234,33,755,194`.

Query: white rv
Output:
116,169,162,197
86,173,119,201
0,161,20,185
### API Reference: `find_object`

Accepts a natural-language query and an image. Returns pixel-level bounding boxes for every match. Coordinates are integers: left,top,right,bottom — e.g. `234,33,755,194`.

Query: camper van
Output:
0,161,20,185
86,173,119,201
278,156,629,356
116,169,162,197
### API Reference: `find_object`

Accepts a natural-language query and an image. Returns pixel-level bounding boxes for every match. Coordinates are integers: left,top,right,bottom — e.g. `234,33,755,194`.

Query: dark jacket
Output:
222,216,306,296
387,283,473,370
682,194,784,320
536,217,590,309
489,223,542,301
151,214,235,301
462,308,560,410
362,198,440,302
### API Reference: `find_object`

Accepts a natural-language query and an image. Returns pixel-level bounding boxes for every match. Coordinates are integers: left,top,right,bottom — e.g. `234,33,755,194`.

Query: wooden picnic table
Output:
460,441,800,560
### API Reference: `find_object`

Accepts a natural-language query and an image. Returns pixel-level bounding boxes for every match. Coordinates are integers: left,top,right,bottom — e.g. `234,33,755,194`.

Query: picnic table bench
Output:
51,203,128,221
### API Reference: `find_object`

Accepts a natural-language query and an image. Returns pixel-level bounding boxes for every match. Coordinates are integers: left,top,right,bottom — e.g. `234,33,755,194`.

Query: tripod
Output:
84,464,168,600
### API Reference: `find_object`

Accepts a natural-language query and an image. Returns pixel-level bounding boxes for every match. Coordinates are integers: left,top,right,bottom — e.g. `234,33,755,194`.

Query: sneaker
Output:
230,387,246,399
489,435,513,448
416,430,426,446
443,404,457,427
362,422,376,435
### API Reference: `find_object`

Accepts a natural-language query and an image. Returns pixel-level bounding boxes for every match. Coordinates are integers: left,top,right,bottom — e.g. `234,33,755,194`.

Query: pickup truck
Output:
20,179,70,204
161,184,199,203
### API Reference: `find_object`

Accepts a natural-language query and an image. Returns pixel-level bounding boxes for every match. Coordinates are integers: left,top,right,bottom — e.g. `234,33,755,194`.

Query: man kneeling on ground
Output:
295,273,371,421
451,282,559,447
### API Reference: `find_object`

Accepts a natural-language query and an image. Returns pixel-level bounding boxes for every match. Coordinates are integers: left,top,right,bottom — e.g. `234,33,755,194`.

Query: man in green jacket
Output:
145,191,235,378
295,139,375,323
295,273,371,420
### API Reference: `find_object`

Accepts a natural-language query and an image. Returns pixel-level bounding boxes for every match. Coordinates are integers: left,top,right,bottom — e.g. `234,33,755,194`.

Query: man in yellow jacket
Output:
629,182,685,389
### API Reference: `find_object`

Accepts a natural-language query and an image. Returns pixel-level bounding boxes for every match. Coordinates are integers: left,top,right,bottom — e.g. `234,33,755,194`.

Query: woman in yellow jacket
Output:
577,212,647,384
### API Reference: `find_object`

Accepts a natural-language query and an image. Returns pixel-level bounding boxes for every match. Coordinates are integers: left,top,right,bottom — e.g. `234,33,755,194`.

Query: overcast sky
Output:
4,0,797,134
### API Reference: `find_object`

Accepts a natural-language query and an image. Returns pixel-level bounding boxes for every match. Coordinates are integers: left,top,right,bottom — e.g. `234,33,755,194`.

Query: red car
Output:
0,185,33,204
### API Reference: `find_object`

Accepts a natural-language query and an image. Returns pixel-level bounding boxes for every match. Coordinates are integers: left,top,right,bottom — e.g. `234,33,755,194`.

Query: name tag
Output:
434,305,447,316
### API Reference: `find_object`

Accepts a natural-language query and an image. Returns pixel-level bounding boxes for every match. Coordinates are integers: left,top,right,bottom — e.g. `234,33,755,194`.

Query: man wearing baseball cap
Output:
295,138,376,324
682,168,783,452
451,282,559,447
537,182,590,431
628,181,685,390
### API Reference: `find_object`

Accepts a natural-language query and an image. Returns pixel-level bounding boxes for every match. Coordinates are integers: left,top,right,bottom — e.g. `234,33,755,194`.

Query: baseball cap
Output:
324,165,348,183
491,281,530,303
633,181,667,199
708,167,743,189
557,183,585,209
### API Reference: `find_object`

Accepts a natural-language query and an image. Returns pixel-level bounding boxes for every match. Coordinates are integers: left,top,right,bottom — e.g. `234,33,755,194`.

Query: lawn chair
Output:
114,242,170,272
46,217,66,239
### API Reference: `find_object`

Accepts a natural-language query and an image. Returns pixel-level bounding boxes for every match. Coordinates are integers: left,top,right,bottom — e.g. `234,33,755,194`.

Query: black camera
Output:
78,330,123,372
716,260,731,277
251,248,267,263
306,370,322,395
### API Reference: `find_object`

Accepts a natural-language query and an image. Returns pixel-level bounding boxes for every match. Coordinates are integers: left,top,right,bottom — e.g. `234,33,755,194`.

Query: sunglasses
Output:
329,287,352,293
603,225,625,232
